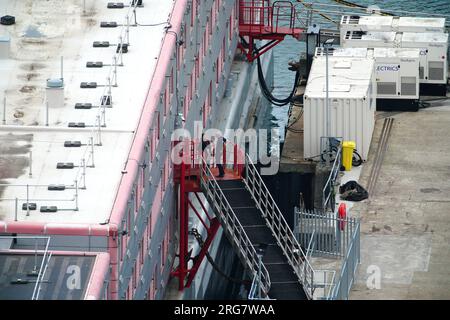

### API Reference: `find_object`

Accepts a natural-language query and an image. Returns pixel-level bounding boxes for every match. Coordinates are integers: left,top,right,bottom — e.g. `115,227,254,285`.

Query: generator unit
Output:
342,31,448,96
341,30,399,48
340,15,394,42
315,47,421,111
401,32,449,95
340,15,446,43
304,56,376,161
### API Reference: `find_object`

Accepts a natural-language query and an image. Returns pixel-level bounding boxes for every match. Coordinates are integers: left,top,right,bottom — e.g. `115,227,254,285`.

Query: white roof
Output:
358,15,393,27
373,47,421,58
398,17,446,29
361,31,397,42
401,32,449,44
305,57,374,99
0,0,173,224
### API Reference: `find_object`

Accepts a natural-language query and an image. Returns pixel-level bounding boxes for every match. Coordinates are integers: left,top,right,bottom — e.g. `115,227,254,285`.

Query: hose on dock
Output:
256,53,301,107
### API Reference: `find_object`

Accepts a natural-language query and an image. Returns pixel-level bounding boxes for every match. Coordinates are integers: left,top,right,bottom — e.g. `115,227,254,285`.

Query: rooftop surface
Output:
401,32,449,43
305,56,374,99
0,0,173,224
0,250,108,299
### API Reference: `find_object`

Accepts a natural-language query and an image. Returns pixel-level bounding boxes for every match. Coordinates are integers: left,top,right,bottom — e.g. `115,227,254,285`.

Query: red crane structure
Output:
171,140,244,291
238,0,305,62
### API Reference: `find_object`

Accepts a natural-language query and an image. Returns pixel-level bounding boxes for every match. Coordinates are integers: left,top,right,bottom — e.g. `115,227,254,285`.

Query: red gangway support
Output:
171,139,245,291
238,0,305,63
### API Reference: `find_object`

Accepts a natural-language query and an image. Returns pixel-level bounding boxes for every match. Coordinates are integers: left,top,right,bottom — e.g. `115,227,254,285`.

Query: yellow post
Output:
342,141,356,171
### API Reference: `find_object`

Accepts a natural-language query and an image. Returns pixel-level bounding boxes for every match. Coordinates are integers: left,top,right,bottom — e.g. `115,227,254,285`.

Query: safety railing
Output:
330,221,360,300
321,138,343,213
199,157,271,297
239,0,300,34
243,154,315,299
295,208,361,299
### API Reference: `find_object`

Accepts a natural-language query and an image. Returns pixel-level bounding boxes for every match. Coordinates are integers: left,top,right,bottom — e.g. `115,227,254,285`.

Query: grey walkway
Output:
349,102,450,299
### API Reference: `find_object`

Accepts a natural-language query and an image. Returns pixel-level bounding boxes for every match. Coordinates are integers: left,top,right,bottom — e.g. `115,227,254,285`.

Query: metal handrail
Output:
322,144,342,212
243,154,316,299
199,157,272,297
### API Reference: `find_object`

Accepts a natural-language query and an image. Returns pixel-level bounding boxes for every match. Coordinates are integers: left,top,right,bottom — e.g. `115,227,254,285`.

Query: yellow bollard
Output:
342,141,356,171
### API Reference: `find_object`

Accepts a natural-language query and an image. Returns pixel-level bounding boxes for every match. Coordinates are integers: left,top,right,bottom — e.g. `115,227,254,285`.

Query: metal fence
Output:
294,208,360,300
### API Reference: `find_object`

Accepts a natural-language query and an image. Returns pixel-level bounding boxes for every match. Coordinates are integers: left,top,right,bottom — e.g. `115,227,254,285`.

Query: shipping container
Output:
303,56,376,161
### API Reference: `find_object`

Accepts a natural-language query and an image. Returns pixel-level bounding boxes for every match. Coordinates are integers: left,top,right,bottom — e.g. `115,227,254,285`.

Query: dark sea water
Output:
266,0,450,139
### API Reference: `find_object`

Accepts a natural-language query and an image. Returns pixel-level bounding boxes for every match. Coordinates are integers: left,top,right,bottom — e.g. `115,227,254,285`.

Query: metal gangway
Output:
196,150,333,299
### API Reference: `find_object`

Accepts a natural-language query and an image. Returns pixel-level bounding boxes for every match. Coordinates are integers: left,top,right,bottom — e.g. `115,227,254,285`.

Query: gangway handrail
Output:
199,157,272,297
243,154,316,299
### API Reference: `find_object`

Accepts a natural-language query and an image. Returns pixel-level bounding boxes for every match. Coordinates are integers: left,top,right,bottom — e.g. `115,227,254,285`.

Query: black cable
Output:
256,52,300,107
190,228,251,285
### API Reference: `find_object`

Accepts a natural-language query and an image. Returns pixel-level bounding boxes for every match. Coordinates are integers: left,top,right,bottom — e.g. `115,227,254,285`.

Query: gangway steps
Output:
214,179,307,300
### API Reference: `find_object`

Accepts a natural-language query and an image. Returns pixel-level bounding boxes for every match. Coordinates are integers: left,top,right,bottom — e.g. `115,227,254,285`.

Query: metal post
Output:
257,254,262,299
14,197,18,221
126,15,130,44
97,115,102,146
90,136,95,167
33,239,38,273
45,101,49,126
74,180,79,211
324,39,334,165
119,36,124,65
60,56,64,83
81,158,86,189
26,184,30,217
113,56,118,87
83,0,86,14
29,151,33,177
2,96,5,125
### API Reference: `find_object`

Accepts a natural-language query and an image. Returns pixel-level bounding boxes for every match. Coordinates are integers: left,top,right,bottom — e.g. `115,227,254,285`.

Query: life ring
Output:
338,203,347,231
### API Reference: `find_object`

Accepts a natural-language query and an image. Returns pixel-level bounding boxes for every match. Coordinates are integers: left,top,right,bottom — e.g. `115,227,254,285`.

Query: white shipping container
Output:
304,56,376,161
315,47,421,100
340,15,446,43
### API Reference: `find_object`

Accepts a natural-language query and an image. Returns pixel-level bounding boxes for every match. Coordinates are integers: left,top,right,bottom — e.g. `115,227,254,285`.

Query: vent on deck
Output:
68,122,86,128
64,141,82,147
0,15,15,25
80,82,97,88
22,203,37,211
48,185,66,191
75,103,93,109
100,22,118,28
93,41,110,48
40,206,58,213
107,2,125,9
57,163,75,169
86,61,104,68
